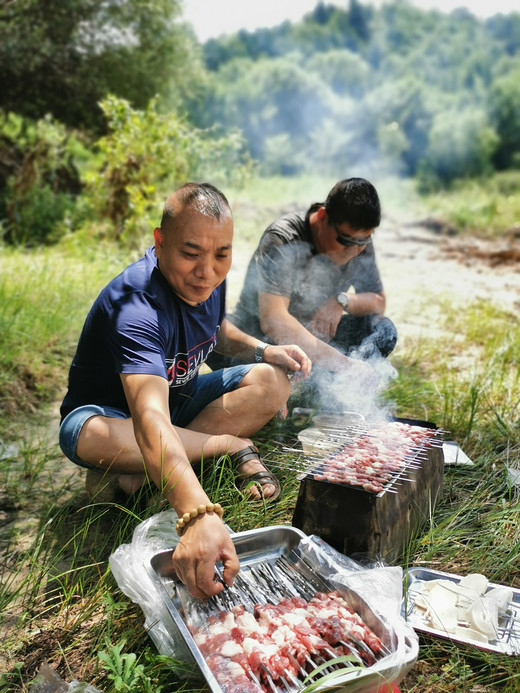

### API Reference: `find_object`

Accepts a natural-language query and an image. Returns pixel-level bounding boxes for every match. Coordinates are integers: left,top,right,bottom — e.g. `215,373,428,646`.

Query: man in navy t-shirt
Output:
59,182,310,598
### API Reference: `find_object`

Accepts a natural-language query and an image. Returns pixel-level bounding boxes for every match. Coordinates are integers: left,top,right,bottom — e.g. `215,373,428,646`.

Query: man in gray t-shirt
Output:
207,178,397,410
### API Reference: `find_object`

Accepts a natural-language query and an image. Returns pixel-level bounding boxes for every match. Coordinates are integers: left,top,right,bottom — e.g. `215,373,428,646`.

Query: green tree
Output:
0,0,202,132
364,77,437,175
305,49,372,97
197,56,329,164
489,68,520,169
419,108,499,189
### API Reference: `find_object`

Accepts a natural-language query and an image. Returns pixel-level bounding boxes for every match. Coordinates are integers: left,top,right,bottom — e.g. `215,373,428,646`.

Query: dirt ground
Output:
360,216,520,343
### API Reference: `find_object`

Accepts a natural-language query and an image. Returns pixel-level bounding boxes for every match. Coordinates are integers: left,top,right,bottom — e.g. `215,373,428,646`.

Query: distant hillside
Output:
187,0,520,185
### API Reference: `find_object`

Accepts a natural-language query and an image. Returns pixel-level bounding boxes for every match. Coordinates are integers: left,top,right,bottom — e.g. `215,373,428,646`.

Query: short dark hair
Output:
324,178,381,230
161,182,231,232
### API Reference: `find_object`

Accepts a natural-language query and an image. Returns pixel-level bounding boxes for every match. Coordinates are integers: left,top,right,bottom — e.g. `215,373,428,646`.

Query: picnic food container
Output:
403,567,520,655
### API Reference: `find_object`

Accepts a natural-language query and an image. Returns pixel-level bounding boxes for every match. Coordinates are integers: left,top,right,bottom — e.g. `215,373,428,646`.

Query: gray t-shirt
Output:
229,211,383,339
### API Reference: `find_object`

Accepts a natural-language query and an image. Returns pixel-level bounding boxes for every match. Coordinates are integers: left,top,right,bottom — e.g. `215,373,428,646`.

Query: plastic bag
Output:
109,509,183,658
29,663,102,693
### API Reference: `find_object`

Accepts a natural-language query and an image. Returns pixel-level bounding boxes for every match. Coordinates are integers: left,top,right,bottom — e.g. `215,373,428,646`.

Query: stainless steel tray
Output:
146,525,415,692
403,567,520,655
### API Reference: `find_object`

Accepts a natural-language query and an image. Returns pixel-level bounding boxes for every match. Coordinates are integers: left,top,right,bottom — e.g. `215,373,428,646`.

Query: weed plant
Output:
0,242,131,419
1,178,519,691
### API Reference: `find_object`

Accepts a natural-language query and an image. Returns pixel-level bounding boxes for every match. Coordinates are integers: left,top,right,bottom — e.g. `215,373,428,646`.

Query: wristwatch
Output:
337,292,350,312
254,342,268,362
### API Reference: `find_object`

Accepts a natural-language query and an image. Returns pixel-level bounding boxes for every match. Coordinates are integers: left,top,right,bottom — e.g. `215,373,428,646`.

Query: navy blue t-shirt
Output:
60,247,226,419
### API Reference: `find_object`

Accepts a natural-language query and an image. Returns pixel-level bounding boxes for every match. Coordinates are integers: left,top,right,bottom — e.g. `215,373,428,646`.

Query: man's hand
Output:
262,344,312,378
307,296,343,342
172,512,240,598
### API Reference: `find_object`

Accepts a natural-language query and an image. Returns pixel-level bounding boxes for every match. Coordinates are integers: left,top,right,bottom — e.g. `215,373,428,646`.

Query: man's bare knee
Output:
245,363,290,407
76,415,140,469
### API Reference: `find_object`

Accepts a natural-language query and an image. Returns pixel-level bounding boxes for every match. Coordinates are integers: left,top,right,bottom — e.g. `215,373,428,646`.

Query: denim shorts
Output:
59,364,255,468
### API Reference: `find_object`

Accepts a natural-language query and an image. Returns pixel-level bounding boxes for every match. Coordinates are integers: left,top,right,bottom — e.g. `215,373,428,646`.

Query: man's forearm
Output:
133,412,210,512
261,312,348,370
343,291,385,316
214,318,260,360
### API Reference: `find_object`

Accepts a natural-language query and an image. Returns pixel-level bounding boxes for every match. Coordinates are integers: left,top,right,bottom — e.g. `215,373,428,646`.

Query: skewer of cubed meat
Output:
190,590,385,692
194,607,297,688
307,591,384,662
204,655,263,693
312,421,437,493
254,597,338,669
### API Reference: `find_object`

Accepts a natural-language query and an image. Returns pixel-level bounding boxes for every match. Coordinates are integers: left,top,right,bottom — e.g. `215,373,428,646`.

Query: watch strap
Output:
337,292,350,311
254,342,268,363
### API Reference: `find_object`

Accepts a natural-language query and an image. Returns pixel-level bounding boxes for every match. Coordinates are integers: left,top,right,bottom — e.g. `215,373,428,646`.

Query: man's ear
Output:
154,227,163,248
316,206,328,223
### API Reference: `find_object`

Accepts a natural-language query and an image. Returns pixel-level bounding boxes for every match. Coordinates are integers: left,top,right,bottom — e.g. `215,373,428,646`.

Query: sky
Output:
182,0,520,42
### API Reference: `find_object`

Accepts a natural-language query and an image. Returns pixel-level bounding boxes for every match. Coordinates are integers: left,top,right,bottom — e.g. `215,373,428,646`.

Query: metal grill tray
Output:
147,525,415,692
403,567,520,655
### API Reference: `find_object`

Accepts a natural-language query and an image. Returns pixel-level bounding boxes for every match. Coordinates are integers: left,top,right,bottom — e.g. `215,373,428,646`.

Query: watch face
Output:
338,293,348,307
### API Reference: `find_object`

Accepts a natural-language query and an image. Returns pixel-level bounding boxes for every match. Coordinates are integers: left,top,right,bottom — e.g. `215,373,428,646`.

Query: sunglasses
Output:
334,226,373,247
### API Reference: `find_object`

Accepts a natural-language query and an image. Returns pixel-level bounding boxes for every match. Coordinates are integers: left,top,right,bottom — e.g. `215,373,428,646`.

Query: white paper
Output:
442,441,474,466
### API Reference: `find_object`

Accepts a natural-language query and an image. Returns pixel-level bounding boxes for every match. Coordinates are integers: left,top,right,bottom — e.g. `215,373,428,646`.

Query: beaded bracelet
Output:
175,502,224,537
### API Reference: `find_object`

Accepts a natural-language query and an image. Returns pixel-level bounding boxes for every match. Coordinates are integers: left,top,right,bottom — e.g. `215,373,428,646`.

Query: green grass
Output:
1,174,520,691
419,170,520,238
0,242,131,419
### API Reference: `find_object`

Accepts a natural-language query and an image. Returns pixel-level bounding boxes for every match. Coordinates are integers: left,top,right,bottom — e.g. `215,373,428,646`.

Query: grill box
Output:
292,418,444,563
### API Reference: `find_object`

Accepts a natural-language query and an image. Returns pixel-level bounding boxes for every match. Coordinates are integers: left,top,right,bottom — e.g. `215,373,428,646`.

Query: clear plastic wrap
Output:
299,536,405,621
297,535,419,690
109,509,187,659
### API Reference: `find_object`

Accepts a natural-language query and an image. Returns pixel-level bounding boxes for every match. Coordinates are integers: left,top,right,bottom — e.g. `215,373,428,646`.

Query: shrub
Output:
80,96,252,247
0,113,82,246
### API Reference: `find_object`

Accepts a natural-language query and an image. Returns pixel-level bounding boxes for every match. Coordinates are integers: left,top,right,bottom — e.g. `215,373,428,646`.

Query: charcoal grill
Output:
287,416,445,563
147,526,418,693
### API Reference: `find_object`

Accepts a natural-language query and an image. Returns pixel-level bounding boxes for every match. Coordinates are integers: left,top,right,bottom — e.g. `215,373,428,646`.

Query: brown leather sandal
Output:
229,445,281,501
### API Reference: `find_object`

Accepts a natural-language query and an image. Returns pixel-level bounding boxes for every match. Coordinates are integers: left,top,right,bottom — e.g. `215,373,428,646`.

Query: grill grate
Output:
269,418,445,497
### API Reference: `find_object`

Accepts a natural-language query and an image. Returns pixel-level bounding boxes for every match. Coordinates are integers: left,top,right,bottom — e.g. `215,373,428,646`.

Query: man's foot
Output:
228,445,281,501
85,468,121,503
85,468,147,503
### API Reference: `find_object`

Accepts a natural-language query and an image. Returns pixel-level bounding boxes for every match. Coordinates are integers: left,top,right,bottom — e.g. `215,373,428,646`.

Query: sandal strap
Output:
236,470,281,499
238,470,278,487
228,444,260,469
229,445,281,501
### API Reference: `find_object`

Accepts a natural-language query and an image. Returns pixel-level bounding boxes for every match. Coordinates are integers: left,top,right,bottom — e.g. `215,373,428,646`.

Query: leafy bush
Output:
0,113,83,246
80,96,252,247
